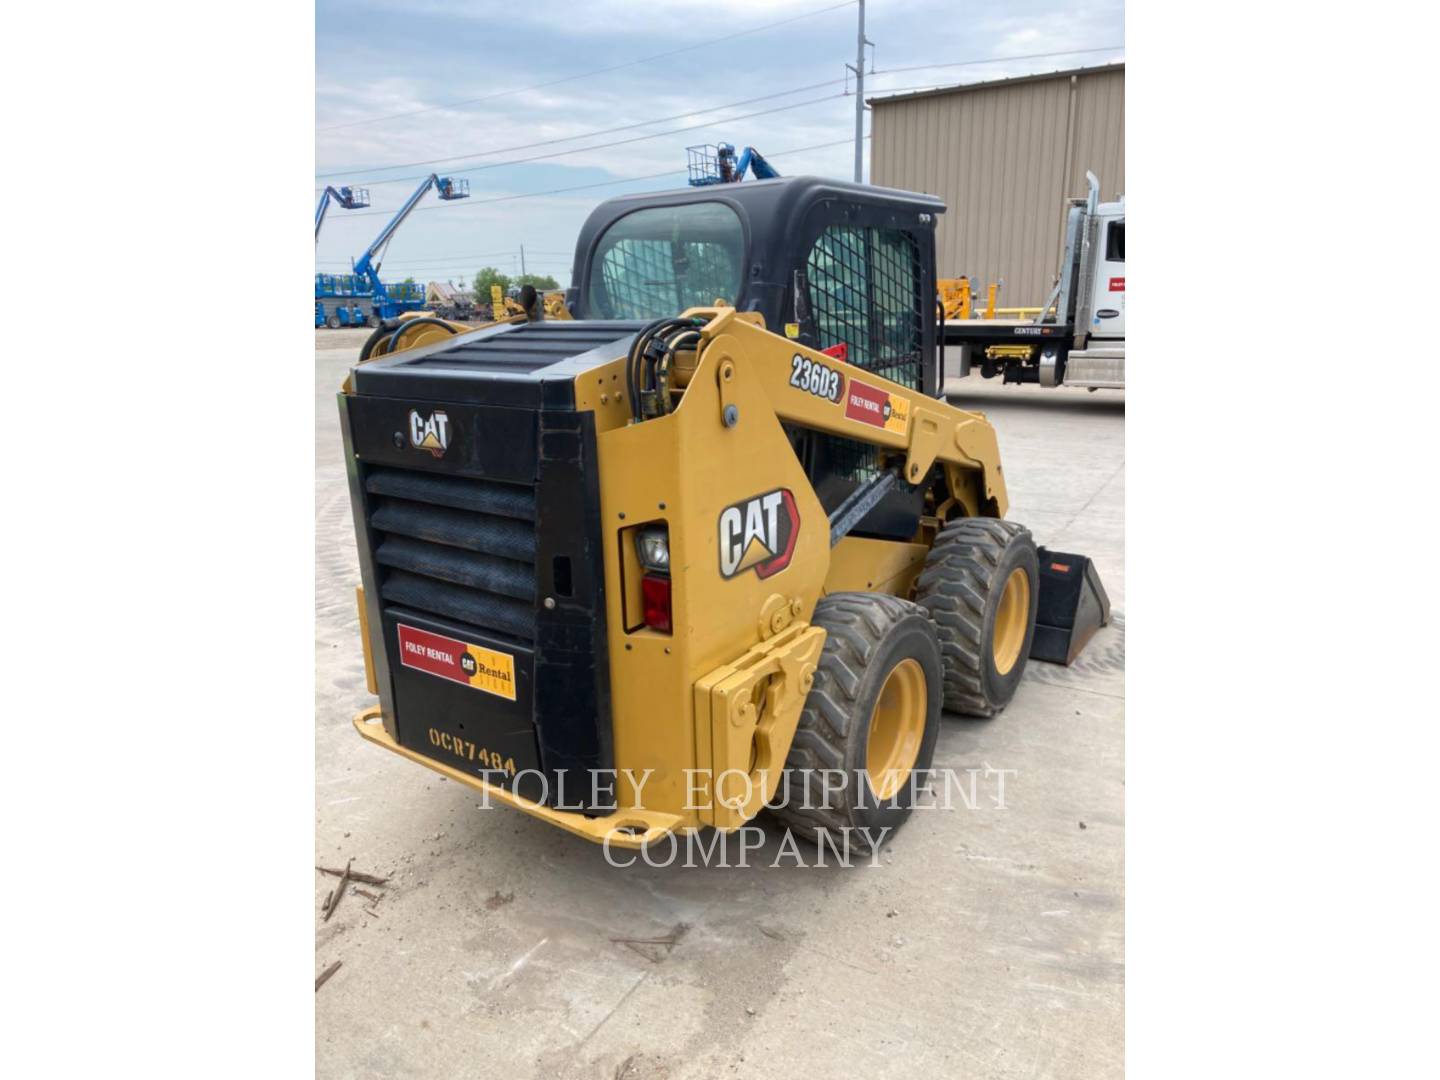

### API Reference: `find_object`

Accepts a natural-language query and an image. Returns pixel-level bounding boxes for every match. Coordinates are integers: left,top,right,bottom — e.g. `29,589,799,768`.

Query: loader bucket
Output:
1029,547,1111,665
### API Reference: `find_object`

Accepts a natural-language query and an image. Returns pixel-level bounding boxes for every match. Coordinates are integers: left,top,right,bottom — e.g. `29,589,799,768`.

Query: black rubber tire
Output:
769,593,942,850
915,518,1039,718
325,314,341,329
366,313,380,328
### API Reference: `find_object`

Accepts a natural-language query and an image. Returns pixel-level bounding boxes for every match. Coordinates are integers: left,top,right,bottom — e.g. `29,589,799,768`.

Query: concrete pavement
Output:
315,339,1125,1079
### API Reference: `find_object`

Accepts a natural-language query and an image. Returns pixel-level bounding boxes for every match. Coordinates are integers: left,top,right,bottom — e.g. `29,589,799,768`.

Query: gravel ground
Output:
315,340,1125,1079
316,327,374,352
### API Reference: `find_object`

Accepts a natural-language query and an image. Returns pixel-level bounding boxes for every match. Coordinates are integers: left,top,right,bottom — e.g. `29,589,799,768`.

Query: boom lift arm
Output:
686,143,780,186
314,185,370,243
349,174,469,296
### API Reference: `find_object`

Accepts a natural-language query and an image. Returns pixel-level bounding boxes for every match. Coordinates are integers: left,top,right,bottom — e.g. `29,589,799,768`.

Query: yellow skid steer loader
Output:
338,177,1108,850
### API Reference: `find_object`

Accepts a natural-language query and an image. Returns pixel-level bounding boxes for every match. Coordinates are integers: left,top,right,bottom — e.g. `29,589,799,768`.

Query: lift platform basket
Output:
1029,547,1111,665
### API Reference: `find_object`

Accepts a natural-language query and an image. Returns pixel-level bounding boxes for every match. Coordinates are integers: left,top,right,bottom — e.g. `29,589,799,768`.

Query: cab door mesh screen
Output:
806,226,923,389
806,225,924,485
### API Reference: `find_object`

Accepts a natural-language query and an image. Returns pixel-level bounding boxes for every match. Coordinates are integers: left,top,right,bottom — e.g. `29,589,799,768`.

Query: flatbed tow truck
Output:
943,172,1124,390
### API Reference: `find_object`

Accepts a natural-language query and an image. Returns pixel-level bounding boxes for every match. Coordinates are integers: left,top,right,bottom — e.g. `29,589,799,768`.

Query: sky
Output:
315,0,1124,291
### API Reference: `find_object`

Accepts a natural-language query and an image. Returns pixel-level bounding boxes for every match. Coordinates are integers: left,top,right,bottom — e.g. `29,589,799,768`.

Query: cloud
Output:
315,0,1123,285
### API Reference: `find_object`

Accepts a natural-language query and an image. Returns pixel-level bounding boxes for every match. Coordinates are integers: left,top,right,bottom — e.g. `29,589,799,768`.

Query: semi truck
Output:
943,172,1124,390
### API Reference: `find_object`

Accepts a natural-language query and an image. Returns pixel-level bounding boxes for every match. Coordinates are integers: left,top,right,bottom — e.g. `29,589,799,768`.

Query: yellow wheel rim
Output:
865,658,927,800
991,567,1031,676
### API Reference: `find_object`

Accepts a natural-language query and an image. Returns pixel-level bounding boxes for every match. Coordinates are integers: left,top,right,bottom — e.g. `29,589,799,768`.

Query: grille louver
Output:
365,467,537,642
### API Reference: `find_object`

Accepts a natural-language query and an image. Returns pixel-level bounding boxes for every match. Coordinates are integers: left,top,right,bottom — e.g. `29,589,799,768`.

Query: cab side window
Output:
586,202,745,320
1106,219,1125,262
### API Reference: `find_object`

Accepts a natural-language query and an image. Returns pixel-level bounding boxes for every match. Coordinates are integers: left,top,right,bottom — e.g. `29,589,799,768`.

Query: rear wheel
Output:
770,593,942,849
915,518,1039,717
366,313,380,328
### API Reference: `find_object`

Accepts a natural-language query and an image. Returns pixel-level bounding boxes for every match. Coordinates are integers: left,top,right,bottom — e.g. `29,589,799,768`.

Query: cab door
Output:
1091,212,1125,341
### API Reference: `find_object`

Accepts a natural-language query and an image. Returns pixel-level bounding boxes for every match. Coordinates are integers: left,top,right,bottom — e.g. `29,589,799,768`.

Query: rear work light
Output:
635,525,670,572
641,573,673,633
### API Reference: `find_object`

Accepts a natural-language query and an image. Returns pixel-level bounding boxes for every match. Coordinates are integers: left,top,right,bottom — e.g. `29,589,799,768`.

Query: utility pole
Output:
519,245,527,279
849,0,871,183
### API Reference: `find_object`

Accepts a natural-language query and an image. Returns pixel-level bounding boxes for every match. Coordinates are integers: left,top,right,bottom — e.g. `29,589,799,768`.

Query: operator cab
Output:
569,176,947,540
569,176,945,398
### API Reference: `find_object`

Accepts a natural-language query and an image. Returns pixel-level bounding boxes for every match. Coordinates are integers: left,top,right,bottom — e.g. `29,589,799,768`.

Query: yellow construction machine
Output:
338,177,1107,851
358,282,572,361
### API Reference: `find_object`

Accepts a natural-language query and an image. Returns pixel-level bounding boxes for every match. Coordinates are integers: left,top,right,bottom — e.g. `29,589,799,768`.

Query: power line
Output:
316,1,857,133
316,78,844,181
317,247,522,266
869,44,1123,78
327,135,861,222
855,49,1125,101
316,45,1122,189
314,138,862,279
320,257,563,270
318,92,845,189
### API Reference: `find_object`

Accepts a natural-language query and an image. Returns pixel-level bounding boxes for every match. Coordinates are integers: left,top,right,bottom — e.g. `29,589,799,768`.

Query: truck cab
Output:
1089,199,1124,343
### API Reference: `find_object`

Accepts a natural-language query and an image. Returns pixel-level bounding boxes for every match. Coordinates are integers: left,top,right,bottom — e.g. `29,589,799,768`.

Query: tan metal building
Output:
869,63,1124,307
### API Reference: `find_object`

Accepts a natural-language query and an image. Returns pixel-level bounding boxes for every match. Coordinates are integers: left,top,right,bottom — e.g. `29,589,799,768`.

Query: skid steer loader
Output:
338,176,1107,851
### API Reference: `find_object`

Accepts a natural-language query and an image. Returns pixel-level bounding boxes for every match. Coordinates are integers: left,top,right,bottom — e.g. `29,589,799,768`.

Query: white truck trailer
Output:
944,172,1125,389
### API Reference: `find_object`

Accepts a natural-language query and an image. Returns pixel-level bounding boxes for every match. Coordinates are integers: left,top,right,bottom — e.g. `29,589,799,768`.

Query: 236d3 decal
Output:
789,353,844,404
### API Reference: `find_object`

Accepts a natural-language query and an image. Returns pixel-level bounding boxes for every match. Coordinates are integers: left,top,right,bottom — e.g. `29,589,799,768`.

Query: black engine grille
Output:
364,466,537,642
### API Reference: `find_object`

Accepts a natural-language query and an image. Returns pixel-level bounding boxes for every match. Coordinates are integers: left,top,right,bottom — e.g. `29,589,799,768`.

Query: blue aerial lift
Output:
686,143,780,186
315,186,371,327
314,185,370,243
315,174,469,328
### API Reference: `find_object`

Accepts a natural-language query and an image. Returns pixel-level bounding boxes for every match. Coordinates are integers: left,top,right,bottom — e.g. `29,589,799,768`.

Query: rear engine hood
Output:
351,319,646,409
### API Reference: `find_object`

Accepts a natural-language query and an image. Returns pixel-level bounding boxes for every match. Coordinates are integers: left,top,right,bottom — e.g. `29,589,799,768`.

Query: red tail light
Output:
641,573,673,633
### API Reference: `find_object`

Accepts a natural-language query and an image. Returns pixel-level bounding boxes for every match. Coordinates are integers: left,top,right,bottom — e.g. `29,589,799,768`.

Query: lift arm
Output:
349,174,469,295
733,146,779,181
314,185,370,244
692,308,1005,514
686,144,781,186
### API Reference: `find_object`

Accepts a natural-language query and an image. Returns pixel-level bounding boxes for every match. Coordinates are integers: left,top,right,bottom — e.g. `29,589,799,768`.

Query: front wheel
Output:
915,518,1039,717
325,314,341,329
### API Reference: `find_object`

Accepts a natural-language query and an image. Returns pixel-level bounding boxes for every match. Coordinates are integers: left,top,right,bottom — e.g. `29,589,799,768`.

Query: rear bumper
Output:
352,705,685,849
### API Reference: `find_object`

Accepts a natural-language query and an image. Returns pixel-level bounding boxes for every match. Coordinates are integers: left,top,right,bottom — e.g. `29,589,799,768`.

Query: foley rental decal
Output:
844,377,911,435
718,488,800,580
396,623,516,700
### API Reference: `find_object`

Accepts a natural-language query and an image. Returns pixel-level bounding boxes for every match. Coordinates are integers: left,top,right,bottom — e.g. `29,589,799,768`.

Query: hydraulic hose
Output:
385,317,459,355
653,328,702,416
358,321,397,362
627,317,691,422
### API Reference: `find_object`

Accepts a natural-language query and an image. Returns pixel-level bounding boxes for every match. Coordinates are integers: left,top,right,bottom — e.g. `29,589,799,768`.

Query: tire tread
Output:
915,518,1033,717
771,593,920,843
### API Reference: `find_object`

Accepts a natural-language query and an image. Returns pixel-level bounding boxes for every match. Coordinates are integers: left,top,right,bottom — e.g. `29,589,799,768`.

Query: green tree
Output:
473,267,512,295
515,272,560,291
